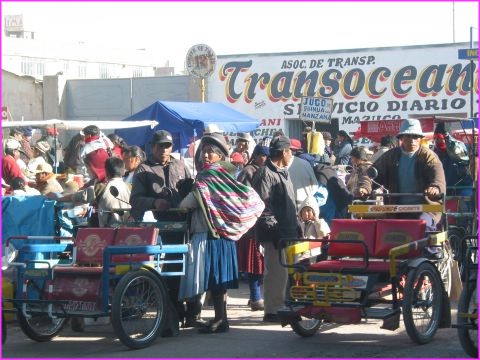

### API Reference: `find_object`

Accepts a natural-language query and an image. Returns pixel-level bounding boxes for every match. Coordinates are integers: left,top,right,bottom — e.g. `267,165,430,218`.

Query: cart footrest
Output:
365,307,400,331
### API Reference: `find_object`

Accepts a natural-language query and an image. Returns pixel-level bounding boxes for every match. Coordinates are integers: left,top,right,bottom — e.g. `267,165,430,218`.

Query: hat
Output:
201,133,229,157
204,124,223,135
5,138,21,150
397,118,424,138
236,132,252,142
230,152,245,164
322,131,332,140
22,127,33,137
35,140,51,154
252,144,270,157
289,138,302,151
269,135,291,154
35,163,53,174
150,130,173,145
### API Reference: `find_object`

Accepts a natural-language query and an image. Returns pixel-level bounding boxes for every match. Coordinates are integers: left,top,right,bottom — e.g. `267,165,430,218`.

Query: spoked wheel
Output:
402,262,443,344
290,316,322,337
457,278,478,358
111,270,167,349
17,280,66,342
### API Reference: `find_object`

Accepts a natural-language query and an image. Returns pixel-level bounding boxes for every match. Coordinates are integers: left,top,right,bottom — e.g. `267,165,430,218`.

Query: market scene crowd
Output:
1,118,475,334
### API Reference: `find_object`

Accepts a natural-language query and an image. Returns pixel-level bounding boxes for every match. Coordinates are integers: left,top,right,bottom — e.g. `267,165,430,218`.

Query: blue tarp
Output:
2,196,56,249
115,101,260,153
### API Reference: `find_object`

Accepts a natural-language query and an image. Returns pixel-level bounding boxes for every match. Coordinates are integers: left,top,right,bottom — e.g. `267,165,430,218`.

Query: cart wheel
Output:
402,262,443,344
290,317,322,337
457,278,478,358
17,280,66,342
111,269,167,349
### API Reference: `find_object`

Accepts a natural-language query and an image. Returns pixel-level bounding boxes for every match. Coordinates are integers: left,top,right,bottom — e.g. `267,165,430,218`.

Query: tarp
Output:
2,196,56,249
115,101,260,153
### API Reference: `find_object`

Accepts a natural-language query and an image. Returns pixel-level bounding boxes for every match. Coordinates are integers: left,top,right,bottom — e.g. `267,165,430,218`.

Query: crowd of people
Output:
1,118,475,333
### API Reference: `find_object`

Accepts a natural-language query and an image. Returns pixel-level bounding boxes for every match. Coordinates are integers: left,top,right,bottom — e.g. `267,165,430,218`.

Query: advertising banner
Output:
208,43,478,138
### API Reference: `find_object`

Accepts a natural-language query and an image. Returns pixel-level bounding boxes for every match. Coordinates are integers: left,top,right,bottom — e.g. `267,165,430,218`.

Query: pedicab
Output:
277,167,453,344
2,206,190,349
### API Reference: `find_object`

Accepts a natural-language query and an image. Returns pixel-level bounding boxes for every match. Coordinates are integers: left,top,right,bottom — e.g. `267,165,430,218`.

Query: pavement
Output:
2,280,469,358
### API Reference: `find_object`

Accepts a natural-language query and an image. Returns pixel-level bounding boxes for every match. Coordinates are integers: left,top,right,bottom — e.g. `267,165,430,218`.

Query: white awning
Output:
1,119,158,130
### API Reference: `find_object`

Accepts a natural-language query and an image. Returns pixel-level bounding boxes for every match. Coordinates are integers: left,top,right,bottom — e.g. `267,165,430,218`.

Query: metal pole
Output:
201,78,205,103
469,27,475,118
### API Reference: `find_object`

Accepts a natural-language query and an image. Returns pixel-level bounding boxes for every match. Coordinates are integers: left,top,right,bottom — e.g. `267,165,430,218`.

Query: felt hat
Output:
201,133,229,157
397,118,424,138
35,140,51,154
35,163,53,174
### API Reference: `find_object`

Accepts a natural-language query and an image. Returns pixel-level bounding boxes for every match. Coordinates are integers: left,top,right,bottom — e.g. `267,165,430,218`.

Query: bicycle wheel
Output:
457,278,478,358
17,279,66,342
290,316,322,337
111,269,167,349
402,262,443,344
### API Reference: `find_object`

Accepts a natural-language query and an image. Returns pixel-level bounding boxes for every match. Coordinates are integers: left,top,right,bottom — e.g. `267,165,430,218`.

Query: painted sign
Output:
208,43,478,136
299,96,333,123
186,44,217,78
458,48,478,60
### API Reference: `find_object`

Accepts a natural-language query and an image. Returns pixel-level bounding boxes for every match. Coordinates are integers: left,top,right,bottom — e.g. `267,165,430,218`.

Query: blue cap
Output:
22,127,33,136
252,144,270,157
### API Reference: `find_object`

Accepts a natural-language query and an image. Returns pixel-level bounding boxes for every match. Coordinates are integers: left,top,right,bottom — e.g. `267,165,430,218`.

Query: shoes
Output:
248,299,264,311
183,317,207,328
198,319,230,334
263,313,280,323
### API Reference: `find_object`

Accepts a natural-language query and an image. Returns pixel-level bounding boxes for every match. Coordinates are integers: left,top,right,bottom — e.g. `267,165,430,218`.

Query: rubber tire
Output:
17,312,66,342
17,280,66,342
111,270,167,349
402,261,442,344
290,317,322,337
457,279,478,358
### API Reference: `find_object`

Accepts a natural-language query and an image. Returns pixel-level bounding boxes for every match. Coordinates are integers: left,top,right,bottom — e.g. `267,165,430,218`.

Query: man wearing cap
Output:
234,132,253,164
371,118,446,228
252,135,297,322
35,163,63,195
27,141,51,176
2,139,27,185
130,130,203,328
333,130,353,166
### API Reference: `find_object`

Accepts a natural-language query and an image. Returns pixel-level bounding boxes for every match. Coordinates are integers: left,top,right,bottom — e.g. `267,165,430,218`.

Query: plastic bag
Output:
445,134,469,164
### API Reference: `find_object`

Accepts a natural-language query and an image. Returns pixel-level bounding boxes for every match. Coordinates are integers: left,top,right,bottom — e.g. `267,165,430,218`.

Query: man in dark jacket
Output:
130,130,203,329
372,118,446,228
252,135,297,323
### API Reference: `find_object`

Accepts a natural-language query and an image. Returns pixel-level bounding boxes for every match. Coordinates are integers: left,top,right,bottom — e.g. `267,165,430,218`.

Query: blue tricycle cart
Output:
2,211,189,349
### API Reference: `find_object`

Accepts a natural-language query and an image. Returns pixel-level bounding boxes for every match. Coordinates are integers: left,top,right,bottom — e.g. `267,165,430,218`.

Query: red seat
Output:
374,219,426,258
328,219,376,257
308,259,391,272
112,227,159,263
74,228,116,265
445,198,459,225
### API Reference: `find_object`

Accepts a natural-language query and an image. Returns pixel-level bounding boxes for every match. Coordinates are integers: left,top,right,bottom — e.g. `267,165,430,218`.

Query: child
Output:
297,196,331,263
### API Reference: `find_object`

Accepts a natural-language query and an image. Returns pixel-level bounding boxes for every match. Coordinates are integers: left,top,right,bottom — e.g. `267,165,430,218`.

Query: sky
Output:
1,1,479,73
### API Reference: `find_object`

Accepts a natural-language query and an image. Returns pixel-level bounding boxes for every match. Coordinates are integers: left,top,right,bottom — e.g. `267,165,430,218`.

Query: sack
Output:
445,134,469,165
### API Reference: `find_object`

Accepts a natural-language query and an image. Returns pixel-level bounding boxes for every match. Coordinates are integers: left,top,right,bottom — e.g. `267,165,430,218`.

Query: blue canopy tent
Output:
115,101,260,154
